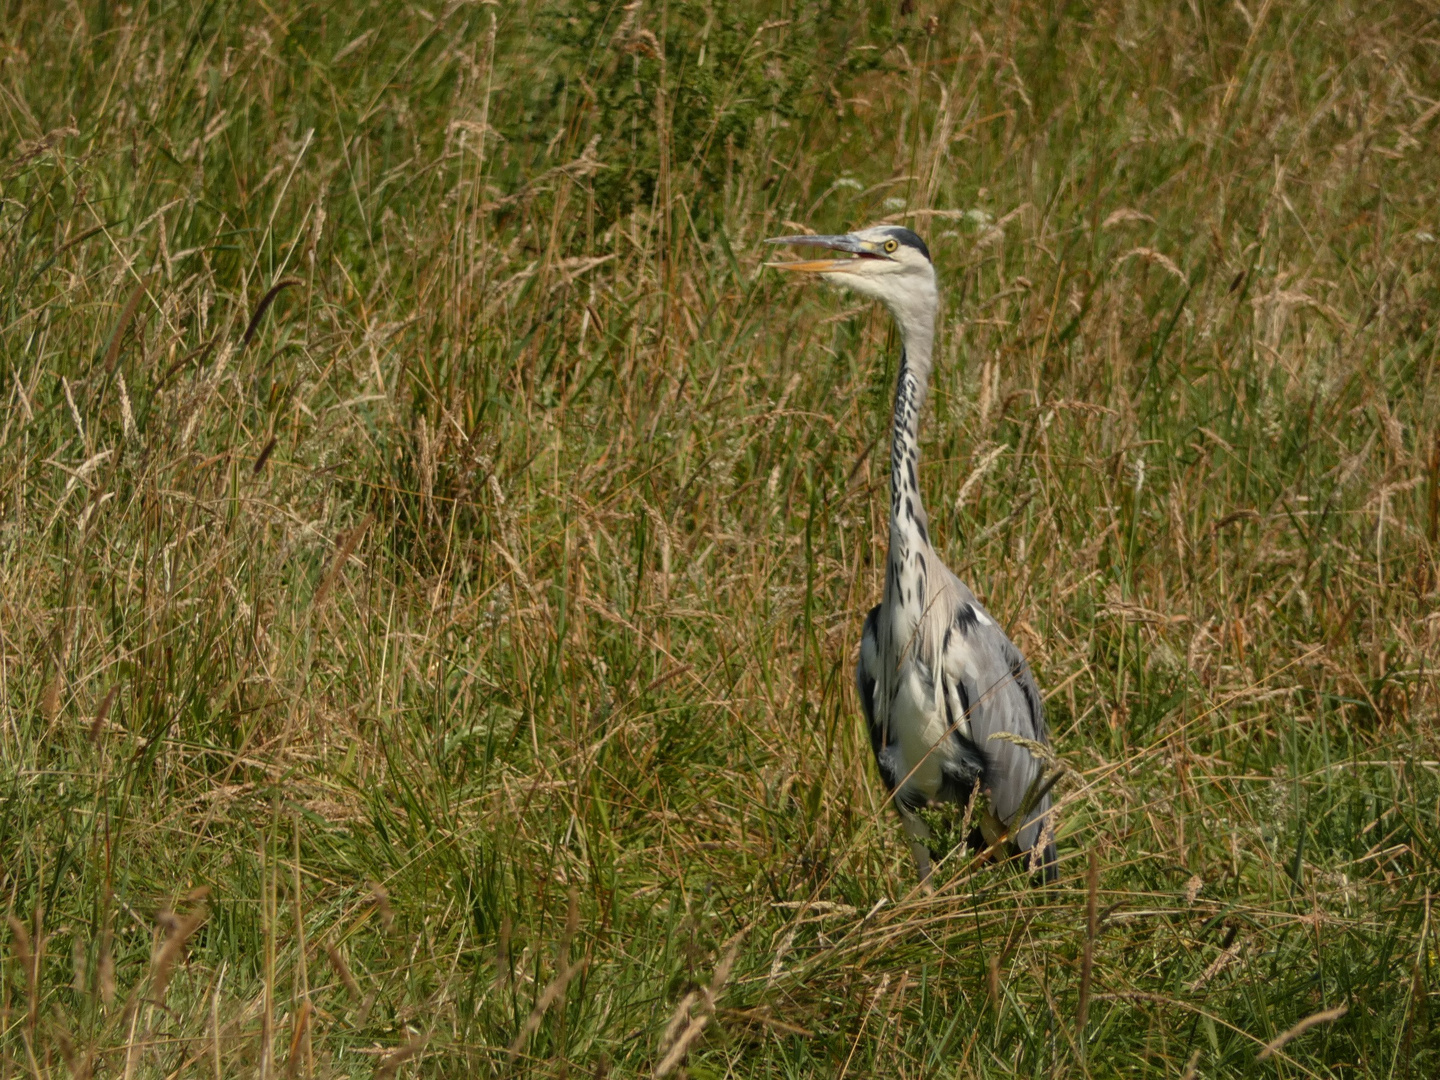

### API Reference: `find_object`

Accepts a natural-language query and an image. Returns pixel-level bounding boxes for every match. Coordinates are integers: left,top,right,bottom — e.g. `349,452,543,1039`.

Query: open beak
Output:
765,233,874,273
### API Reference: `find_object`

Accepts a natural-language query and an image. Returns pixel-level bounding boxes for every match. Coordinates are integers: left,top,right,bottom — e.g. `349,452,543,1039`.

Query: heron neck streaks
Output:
884,291,937,623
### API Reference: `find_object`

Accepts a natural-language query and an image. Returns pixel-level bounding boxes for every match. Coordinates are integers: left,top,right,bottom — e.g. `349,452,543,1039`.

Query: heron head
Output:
766,225,937,323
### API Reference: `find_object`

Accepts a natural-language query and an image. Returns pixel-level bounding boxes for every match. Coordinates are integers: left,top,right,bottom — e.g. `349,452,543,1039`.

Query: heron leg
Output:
900,810,934,883
910,841,933,882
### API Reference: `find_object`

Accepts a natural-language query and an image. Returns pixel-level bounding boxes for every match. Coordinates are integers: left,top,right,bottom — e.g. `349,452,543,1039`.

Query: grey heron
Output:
767,225,1057,883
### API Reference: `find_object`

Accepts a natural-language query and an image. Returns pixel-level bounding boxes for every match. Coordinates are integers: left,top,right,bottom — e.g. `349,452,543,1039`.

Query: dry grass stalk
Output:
354,990,378,1029
1189,938,1245,992
1116,246,1188,284
151,905,208,1004
655,991,698,1065
834,971,892,1080
253,435,278,474
1101,208,1156,229
653,998,710,1078
50,1014,92,1080
284,1000,312,1079
366,879,394,931
211,962,227,1080
290,817,309,1072
41,677,61,722
241,279,299,349
71,936,86,992
116,369,137,440
1255,1004,1348,1061
97,925,115,1007
374,1033,425,1080
508,957,589,1061
562,886,580,950
1076,850,1098,1040
7,915,34,972
314,517,373,611
653,938,742,1078
416,416,434,523
89,684,119,744
495,915,511,992
953,443,1007,512
765,926,797,987
102,278,150,374
7,911,42,1035
61,375,84,443
325,943,361,997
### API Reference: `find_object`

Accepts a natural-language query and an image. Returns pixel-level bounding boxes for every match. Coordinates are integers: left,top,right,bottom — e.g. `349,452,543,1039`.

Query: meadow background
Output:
2,0,1438,1076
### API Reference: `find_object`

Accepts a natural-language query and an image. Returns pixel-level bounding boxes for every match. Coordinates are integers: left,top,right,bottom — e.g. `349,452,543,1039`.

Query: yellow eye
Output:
884,239,899,253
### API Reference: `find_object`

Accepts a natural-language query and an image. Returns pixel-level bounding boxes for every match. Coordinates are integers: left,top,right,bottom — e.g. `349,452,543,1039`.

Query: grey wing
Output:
856,604,900,791
939,594,1056,873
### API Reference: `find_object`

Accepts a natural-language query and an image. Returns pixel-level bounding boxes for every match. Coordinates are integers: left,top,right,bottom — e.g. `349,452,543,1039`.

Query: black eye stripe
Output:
878,227,931,262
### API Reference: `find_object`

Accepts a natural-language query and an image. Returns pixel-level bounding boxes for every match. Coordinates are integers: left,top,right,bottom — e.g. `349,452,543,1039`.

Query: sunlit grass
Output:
0,1,1436,1077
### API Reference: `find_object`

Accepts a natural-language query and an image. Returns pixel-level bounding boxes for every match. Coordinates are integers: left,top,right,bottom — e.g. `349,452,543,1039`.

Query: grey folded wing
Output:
855,604,896,789
939,599,1056,865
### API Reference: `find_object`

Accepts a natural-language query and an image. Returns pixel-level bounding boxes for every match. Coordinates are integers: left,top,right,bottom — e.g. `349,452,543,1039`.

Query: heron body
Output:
768,225,1056,882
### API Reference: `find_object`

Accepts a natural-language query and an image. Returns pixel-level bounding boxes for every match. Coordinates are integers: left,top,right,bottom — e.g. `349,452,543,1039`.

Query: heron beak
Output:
764,233,871,273
768,257,855,273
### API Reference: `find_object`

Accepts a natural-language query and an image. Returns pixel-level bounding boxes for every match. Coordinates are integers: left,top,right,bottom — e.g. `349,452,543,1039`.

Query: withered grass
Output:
1,1,1437,1077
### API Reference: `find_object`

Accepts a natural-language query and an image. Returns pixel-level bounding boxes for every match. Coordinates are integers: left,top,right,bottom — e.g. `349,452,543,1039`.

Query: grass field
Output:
2,1,1438,1076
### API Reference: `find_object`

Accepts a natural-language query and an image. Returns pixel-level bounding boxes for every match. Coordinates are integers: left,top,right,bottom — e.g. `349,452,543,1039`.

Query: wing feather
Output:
937,583,1055,872
857,557,1057,878
856,604,899,791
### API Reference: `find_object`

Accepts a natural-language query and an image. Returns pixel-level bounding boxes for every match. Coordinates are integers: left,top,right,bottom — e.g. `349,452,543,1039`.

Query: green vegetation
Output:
2,1,1437,1075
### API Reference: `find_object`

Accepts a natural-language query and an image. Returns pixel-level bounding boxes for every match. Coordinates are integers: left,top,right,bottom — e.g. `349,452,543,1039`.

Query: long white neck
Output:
885,302,937,599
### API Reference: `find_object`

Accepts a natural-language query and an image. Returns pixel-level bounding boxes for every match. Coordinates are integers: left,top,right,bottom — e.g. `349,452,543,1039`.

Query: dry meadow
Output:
1,0,1438,1076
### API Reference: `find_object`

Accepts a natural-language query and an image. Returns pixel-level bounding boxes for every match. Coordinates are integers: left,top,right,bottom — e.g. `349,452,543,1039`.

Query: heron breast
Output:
888,665,952,800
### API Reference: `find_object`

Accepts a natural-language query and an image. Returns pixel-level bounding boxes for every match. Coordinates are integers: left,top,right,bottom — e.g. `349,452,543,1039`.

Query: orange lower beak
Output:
766,258,855,273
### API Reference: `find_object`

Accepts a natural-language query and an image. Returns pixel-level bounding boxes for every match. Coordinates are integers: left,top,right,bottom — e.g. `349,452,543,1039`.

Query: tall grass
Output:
1,1,1437,1076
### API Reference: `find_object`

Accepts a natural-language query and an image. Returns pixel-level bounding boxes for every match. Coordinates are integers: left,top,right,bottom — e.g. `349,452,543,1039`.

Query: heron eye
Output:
884,239,899,253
